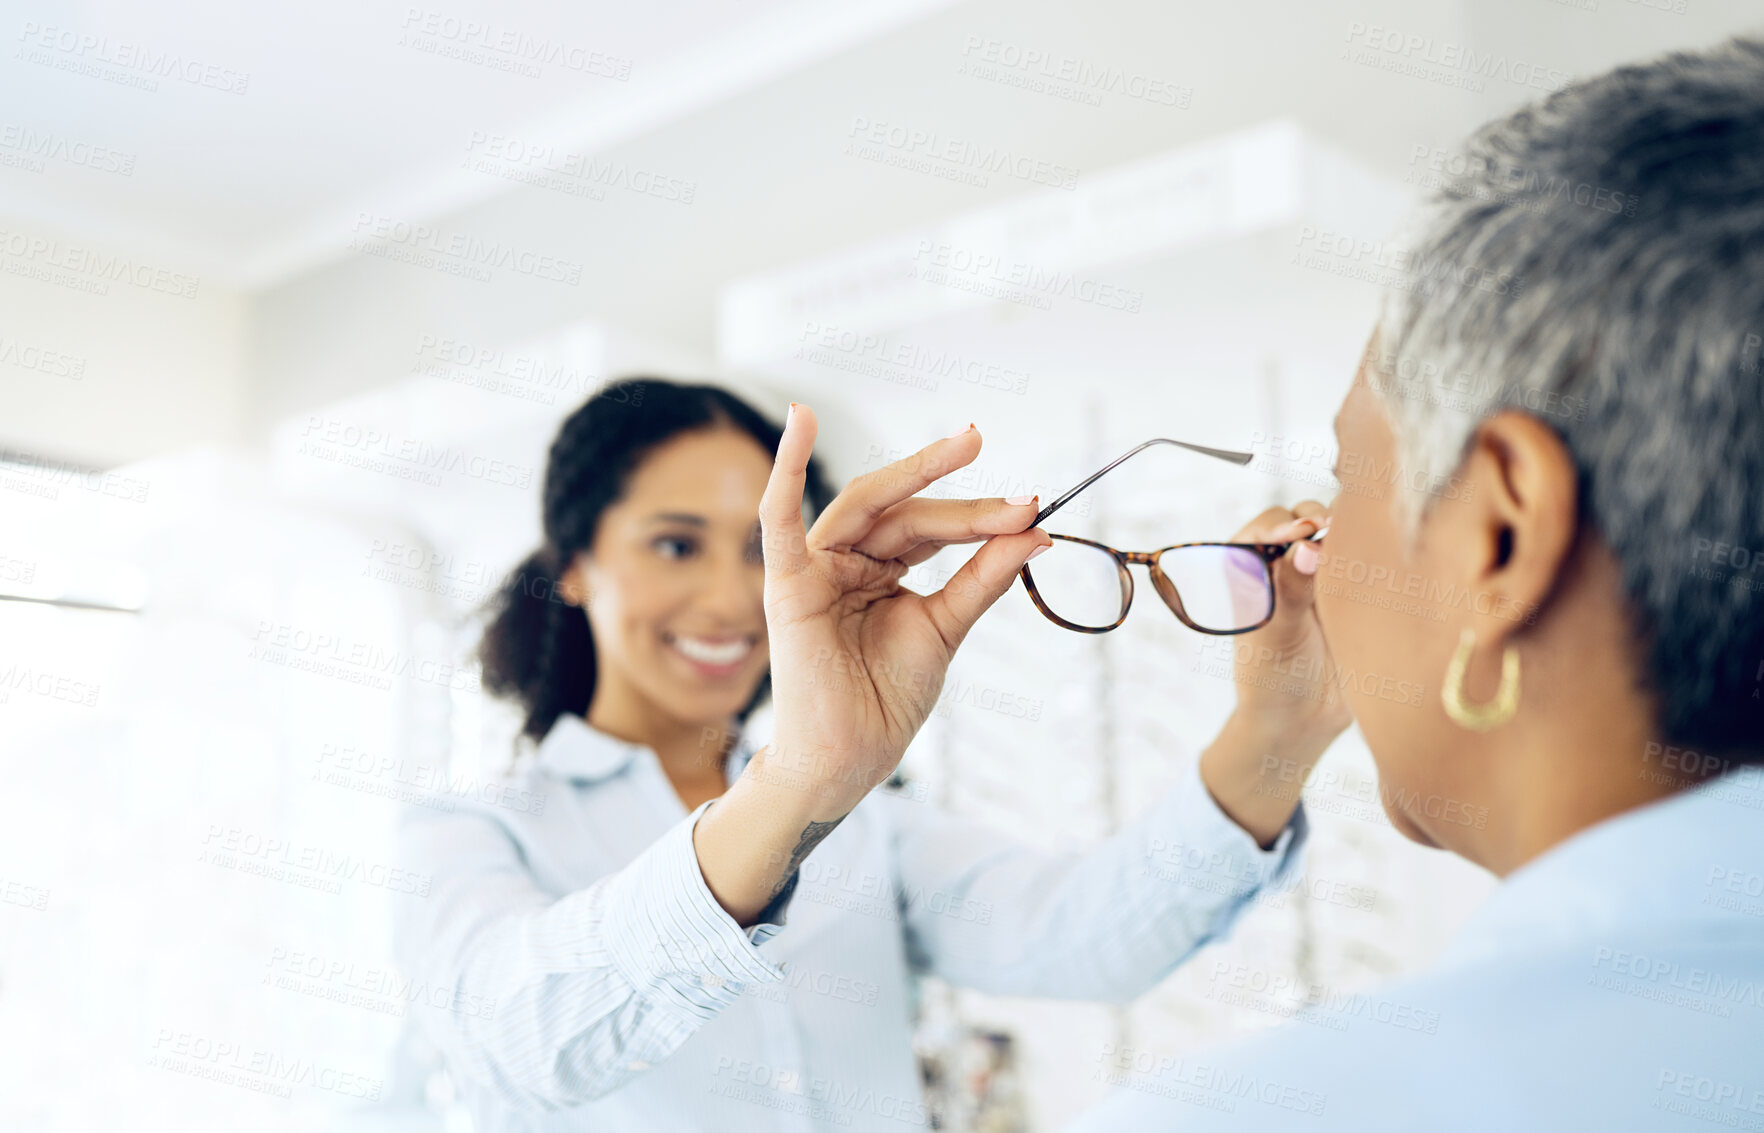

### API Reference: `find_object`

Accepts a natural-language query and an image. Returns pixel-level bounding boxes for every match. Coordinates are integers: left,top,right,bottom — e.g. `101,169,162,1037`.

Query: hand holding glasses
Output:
1021,438,1325,635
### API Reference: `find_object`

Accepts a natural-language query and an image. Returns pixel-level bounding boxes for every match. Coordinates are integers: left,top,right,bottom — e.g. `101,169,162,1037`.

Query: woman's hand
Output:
757,406,1051,816
1229,504,1352,744
1199,503,1354,846
693,406,1050,924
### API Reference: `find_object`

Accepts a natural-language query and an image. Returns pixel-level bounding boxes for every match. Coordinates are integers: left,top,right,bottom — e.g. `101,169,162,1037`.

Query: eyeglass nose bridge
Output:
1134,549,1197,629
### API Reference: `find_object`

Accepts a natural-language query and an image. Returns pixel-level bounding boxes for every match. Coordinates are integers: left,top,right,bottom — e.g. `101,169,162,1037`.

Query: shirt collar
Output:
535,714,644,782
535,712,758,785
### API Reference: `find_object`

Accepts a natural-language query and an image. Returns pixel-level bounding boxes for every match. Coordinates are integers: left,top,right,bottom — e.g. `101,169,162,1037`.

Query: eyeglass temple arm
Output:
1033,437,1254,525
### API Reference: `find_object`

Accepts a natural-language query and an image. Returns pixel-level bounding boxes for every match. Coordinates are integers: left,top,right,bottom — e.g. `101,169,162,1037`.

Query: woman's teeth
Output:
669,636,753,666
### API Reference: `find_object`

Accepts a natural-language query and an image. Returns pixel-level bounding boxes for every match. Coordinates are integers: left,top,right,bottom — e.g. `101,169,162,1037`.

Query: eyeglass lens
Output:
1154,544,1274,632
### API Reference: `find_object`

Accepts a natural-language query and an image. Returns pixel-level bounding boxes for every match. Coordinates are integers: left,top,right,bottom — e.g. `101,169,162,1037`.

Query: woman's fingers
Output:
920,528,1052,653
1268,505,1329,605
1230,501,1326,543
1287,499,1329,575
849,495,1039,562
759,403,819,590
810,425,983,551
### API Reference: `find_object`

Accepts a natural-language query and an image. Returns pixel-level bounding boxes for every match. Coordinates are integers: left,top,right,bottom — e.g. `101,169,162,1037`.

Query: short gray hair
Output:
1370,36,1764,757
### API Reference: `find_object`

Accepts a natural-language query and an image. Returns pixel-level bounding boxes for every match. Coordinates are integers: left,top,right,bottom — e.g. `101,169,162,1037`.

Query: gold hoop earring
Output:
1440,628,1520,731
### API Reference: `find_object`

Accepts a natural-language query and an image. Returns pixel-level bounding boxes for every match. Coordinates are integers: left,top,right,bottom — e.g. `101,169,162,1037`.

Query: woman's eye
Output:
653,535,698,560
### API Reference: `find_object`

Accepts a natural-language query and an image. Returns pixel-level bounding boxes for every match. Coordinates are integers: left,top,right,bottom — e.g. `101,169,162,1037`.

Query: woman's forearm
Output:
692,745,865,926
1198,711,1334,848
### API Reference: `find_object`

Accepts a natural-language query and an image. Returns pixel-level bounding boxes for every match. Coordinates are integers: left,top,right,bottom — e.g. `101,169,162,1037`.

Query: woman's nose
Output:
697,554,764,621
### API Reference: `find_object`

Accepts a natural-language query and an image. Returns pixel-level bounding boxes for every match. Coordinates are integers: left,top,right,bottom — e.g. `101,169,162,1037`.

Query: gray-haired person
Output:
734,37,1764,1131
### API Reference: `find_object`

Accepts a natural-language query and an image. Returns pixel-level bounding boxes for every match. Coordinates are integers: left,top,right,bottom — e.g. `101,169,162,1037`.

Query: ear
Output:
555,552,591,608
1453,410,1579,646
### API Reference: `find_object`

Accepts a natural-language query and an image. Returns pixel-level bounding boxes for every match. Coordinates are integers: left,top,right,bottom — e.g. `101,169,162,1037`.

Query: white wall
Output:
0,212,248,468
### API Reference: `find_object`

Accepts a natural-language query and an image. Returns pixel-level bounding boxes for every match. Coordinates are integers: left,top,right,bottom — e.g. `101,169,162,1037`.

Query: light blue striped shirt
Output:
394,713,1308,1131
1068,767,1764,1132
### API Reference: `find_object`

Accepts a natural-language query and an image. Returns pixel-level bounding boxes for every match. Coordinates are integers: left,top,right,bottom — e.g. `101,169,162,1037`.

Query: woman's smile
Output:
663,630,760,677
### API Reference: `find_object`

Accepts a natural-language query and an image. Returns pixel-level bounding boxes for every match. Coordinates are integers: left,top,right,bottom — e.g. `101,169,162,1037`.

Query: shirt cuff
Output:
601,800,789,1029
1144,755,1311,906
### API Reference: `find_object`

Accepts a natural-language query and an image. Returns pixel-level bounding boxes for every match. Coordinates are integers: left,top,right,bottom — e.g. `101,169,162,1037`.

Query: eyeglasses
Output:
1020,438,1319,635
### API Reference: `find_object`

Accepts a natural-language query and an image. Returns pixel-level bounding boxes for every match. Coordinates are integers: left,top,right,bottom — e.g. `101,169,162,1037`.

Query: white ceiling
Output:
4,0,1761,469
0,0,957,285
6,0,1757,294
8,0,1756,295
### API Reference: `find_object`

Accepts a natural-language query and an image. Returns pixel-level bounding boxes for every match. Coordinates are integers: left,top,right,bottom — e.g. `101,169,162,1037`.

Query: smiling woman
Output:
557,430,774,740
475,379,831,762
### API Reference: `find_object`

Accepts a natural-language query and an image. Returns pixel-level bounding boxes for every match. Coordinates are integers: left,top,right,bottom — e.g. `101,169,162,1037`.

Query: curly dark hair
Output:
478,378,835,743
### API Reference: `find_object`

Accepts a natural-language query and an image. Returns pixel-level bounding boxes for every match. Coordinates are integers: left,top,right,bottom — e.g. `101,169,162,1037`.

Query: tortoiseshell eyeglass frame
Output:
1019,438,1322,636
